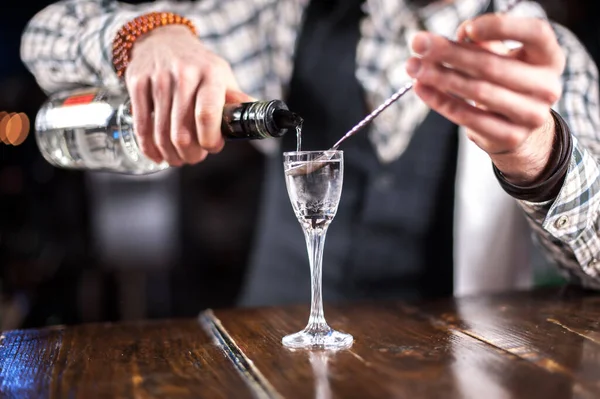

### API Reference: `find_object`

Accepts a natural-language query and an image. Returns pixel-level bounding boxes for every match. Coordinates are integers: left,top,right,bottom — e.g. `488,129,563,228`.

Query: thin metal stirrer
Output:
330,81,414,150
287,0,524,176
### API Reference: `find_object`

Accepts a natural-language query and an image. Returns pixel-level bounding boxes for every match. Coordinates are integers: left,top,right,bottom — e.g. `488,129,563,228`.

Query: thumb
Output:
225,89,256,104
457,20,511,55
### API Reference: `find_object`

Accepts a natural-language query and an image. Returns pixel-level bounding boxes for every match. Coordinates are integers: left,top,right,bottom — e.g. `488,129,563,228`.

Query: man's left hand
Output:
406,14,565,185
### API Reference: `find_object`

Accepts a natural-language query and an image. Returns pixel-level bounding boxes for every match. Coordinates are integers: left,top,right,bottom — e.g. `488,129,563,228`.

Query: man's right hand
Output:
125,25,254,166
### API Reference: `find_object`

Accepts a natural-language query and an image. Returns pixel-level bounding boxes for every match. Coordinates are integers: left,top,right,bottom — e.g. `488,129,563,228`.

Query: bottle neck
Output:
222,100,303,140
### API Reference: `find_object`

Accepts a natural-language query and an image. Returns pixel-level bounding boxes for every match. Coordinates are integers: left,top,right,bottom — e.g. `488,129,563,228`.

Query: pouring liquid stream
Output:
296,122,303,153
286,0,523,177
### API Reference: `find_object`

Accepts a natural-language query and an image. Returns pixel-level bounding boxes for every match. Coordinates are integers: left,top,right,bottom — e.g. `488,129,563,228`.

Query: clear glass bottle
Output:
35,87,301,175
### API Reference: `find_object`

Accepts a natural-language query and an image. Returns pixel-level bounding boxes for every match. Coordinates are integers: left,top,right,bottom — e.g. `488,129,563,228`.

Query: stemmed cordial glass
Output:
282,150,353,350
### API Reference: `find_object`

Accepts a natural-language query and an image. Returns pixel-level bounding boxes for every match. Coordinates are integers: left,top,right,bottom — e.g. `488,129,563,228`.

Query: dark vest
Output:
238,0,460,306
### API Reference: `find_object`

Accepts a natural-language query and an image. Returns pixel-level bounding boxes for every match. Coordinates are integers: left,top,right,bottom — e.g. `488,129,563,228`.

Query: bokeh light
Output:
0,111,30,146
0,112,10,144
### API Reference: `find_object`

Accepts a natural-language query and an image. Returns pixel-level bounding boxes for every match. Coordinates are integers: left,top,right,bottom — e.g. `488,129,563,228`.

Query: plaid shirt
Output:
21,0,600,289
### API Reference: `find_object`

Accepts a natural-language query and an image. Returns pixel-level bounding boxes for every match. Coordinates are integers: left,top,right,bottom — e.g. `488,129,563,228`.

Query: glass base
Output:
282,327,353,350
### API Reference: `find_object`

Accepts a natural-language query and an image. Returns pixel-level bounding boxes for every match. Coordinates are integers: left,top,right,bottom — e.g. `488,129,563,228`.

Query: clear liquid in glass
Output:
285,160,341,231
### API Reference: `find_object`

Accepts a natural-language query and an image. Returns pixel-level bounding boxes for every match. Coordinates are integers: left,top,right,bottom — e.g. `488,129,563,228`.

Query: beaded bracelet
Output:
112,12,197,78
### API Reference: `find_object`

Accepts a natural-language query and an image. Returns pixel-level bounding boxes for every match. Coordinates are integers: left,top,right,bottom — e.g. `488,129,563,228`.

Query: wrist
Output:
112,12,197,78
493,109,571,202
491,112,556,186
131,25,196,58
137,24,195,43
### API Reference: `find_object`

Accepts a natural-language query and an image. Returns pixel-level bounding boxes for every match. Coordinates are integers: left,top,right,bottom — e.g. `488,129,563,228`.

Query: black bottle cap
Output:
273,109,303,130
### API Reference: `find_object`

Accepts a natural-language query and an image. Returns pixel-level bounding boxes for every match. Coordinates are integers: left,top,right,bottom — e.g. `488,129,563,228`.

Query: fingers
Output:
195,77,226,154
151,73,183,166
458,15,565,70
126,36,250,166
413,81,529,155
126,74,162,163
406,58,551,130
194,59,231,154
124,28,243,167
408,15,562,171
410,32,562,104
127,64,229,166
225,89,256,104
171,66,207,164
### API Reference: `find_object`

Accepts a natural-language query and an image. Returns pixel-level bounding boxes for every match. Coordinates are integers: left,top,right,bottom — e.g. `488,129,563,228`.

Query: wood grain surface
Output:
0,319,253,399
419,288,600,396
2,287,599,398
209,289,600,399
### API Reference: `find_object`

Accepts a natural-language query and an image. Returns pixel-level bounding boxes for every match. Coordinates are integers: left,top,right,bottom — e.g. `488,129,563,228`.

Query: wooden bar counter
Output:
1,287,599,398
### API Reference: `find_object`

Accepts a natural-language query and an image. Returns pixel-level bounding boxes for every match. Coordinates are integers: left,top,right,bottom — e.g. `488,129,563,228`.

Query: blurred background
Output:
0,0,599,330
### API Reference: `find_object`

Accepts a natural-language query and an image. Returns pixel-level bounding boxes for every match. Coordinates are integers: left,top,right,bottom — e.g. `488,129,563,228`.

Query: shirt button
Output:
587,259,600,275
554,215,569,229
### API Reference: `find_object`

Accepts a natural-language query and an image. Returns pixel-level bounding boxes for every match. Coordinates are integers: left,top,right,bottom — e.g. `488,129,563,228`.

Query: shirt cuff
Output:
493,109,572,202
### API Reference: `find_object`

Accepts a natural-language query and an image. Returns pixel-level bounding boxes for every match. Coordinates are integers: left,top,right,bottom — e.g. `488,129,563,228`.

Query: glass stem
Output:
304,227,329,332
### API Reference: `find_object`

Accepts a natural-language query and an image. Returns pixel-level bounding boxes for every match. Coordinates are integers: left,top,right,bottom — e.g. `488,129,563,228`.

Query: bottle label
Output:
63,93,97,107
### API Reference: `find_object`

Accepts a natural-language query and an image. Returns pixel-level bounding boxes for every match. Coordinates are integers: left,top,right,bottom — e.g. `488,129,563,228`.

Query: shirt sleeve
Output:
516,22,600,289
20,0,281,97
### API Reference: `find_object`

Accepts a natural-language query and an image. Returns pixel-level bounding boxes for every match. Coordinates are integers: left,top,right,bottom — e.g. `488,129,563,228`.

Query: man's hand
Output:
125,25,253,166
406,15,566,185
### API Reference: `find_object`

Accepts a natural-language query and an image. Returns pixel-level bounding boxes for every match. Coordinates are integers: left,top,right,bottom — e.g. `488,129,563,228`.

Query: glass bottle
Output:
35,87,301,175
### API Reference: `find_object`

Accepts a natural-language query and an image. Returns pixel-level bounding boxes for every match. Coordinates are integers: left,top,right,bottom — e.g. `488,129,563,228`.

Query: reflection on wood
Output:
420,288,600,394
1,287,599,398
308,351,333,399
209,295,593,399
0,319,253,399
